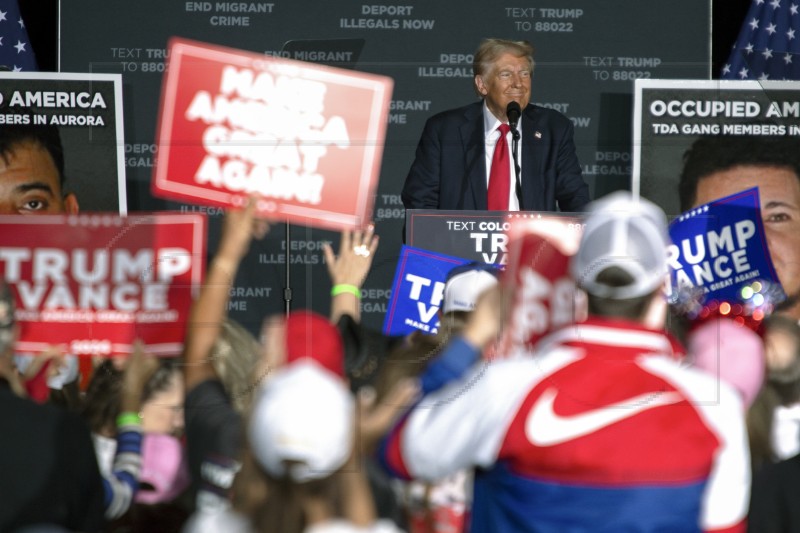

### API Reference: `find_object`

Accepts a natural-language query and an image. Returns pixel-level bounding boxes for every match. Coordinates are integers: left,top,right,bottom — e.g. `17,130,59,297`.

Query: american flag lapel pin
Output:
534,131,542,139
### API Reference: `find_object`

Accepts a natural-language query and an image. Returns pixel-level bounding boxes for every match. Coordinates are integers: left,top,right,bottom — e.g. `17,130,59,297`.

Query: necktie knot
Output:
498,123,511,136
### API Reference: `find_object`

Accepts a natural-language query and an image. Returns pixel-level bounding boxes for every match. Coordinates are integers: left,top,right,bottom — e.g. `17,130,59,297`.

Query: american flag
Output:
0,0,37,71
722,0,800,80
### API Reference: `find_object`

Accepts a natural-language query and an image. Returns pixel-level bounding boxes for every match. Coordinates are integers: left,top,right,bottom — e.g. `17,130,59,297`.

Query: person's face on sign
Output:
474,52,532,123
0,140,79,215
693,165,800,320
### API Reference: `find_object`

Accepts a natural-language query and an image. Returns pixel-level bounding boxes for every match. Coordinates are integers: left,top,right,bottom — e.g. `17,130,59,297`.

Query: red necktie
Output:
487,123,511,211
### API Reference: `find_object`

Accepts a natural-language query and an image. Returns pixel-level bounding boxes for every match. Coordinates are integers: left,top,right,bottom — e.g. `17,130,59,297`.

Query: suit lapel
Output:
460,103,487,210
521,105,544,211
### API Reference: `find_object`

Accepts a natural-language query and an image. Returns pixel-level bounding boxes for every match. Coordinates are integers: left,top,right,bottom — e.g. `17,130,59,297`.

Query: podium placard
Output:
406,209,512,265
406,210,577,266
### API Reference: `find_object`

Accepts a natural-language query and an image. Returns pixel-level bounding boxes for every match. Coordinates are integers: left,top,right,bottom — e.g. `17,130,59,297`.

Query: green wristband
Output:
116,412,142,427
331,284,361,298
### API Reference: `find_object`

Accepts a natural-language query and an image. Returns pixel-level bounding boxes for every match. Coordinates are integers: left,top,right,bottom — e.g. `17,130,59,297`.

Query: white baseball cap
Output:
248,361,354,483
442,263,500,313
570,191,670,299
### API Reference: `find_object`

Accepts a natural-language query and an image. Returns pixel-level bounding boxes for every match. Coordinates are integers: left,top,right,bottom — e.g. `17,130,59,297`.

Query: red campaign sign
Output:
0,213,206,357
152,37,394,231
498,215,584,356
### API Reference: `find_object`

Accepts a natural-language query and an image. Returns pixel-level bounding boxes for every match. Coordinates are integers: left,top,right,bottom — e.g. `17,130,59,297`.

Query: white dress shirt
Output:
482,103,522,211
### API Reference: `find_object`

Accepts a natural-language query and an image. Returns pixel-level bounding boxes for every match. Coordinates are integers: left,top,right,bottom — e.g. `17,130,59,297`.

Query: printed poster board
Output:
633,79,800,217
382,245,472,336
0,213,206,356
152,37,393,230
499,215,582,354
0,72,127,213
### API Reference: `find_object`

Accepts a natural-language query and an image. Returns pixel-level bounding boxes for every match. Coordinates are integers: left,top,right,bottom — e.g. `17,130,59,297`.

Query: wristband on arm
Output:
331,284,361,298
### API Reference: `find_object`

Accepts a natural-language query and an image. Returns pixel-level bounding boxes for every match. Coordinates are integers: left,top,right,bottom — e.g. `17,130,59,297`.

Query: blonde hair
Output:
472,38,534,97
210,318,262,413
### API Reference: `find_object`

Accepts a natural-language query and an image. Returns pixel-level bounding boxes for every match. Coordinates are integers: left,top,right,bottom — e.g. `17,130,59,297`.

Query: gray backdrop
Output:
60,0,712,332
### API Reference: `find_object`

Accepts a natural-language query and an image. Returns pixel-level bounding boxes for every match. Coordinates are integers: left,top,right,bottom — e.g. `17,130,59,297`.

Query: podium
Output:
401,209,583,347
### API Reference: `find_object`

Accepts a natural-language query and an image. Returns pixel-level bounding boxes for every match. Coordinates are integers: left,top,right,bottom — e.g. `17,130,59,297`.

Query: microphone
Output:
506,101,523,208
506,101,521,139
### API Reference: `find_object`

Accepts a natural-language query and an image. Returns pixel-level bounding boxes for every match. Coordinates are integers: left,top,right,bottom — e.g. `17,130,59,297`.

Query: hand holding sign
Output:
217,196,270,267
120,340,160,413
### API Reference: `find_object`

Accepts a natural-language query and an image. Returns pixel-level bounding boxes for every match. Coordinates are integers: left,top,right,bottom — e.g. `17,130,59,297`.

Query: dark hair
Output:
587,266,657,319
373,311,469,402
81,360,123,434
0,107,66,188
48,380,83,413
141,358,180,404
678,135,800,211
746,314,800,475
747,385,780,474
82,358,181,434
764,313,800,405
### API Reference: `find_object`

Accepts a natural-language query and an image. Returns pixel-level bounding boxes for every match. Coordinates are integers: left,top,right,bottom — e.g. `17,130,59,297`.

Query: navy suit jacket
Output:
401,101,590,212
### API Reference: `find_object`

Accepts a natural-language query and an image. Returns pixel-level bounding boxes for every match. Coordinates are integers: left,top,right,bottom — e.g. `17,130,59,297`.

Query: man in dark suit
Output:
402,38,589,212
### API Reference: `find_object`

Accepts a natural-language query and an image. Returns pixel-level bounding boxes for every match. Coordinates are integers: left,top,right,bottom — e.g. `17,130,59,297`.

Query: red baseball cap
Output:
285,310,345,378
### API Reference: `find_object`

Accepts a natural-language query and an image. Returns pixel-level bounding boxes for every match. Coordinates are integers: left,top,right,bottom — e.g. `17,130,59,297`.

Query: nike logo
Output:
525,387,684,447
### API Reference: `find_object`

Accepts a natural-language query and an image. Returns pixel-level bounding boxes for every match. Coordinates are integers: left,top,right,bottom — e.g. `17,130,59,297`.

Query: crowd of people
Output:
2,191,799,532
2,37,800,533
2,188,800,532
